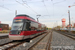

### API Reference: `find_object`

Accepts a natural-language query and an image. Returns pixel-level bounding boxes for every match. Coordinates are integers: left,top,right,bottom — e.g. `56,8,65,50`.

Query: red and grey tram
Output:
9,14,46,40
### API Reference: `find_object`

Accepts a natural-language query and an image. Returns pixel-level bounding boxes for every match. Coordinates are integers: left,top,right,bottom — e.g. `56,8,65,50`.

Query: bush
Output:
0,30,9,33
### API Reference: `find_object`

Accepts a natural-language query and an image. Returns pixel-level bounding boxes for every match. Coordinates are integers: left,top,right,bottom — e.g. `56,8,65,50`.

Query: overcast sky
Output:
0,0,75,28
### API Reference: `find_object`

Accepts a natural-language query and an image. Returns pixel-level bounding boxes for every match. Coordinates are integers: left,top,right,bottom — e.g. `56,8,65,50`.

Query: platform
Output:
0,33,9,36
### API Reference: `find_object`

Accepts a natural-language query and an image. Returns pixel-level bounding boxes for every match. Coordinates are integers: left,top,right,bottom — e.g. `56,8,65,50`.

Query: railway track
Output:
0,31,49,50
27,31,49,50
46,31,52,50
0,40,28,50
55,30,75,40
22,30,51,50
11,31,49,50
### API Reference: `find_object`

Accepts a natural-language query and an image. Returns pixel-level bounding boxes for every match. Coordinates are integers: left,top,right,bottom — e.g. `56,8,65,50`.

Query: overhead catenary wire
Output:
15,0,28,8
0,0,11,11
52,0,66,17
23,0,51,18
53,0,66,5
3,0,4,6
15,0,39,15
0,5,11,11
42,0,50,17
22,0,51,18
52,0,54,17
22,0,42,20
22,0,42,3
22,0,39,15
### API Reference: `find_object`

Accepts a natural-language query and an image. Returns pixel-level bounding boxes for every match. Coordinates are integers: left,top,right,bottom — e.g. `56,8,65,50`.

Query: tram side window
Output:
25,20,31,31
0,24,2,28
30,21,38,31
0,25,1,28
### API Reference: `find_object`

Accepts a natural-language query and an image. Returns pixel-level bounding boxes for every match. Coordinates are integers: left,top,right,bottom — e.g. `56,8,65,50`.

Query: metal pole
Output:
68,10,71,31
37,15,41,22
15,10,17,16
37,18,39,22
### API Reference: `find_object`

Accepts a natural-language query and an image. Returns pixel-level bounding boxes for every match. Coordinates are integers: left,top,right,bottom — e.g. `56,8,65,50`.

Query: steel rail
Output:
27,32,49,50
46,30,53,50
55,30,75,40
0,31,48,50
0,40,27,50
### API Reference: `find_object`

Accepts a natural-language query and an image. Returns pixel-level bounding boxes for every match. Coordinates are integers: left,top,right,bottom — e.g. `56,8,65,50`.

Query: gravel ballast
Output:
0,38,12,45
51,31,75,50
11,33,49,50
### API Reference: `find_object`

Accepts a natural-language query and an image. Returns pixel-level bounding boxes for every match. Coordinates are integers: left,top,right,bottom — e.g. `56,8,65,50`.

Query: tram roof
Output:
16,14,35,20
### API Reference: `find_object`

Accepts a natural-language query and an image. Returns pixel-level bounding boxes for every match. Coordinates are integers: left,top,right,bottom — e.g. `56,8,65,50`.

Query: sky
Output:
0,0,75,28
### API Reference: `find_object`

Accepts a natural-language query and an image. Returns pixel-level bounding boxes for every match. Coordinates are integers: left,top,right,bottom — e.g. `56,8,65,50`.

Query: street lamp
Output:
36,15,50,22
68,4,75,31
68,9,71,31
15,10,17,16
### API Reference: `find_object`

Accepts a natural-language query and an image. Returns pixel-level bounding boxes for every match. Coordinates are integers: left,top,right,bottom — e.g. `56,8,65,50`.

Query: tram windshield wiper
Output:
17,25,23,30
11,22,23,30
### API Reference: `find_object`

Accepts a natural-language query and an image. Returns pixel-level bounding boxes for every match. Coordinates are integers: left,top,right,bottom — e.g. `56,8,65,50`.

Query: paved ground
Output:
51,31,75,50
0,33,9,36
